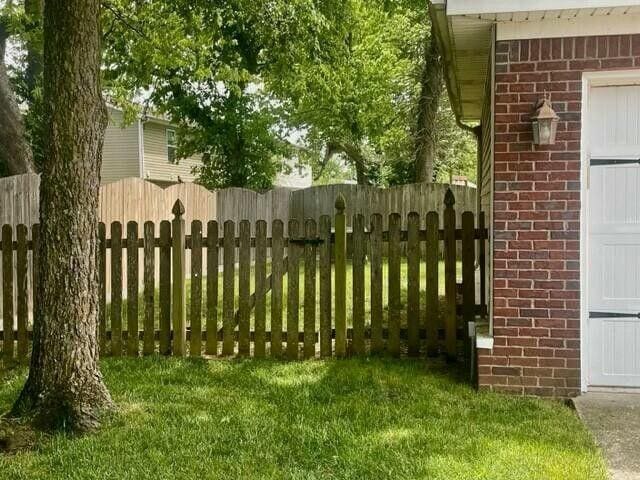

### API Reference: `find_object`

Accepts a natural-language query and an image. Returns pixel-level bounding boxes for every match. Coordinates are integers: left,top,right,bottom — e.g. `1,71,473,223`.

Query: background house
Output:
103,108,315,190
102,107,202,187
431,0,640,396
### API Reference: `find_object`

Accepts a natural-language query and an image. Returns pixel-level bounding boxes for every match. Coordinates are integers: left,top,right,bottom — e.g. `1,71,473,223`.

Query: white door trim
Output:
580,69,640,392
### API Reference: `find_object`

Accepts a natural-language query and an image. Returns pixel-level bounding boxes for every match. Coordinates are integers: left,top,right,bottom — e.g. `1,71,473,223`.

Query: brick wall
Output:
478,34,640,397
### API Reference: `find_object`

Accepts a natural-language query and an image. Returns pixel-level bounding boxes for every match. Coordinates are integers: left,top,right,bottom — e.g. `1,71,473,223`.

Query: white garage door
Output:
588,84,640,389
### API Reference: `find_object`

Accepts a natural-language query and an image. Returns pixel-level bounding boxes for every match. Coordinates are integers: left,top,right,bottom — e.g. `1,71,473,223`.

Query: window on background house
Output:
166,129,177,164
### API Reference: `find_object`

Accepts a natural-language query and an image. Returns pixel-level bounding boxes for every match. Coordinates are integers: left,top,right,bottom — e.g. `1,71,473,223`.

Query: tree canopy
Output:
1,0,477,188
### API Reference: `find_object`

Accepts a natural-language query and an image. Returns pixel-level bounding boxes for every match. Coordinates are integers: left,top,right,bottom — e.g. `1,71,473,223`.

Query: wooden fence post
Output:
444,188,457,361
334,194,347,358
172,200,186,356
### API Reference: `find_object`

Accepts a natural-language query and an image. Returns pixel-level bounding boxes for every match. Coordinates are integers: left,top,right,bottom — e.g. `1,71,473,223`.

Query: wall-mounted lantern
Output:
531,98,559,145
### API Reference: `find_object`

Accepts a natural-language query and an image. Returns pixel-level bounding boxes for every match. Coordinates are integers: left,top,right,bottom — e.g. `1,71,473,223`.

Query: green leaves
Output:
103,0,344,189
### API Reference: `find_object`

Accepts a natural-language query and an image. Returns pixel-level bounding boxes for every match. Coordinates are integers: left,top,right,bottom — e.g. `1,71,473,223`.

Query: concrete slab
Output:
573,393,640,480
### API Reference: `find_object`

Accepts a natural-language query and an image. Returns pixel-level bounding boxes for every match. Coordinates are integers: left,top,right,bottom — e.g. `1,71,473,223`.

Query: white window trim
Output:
580,69,640,393
166,128,177,164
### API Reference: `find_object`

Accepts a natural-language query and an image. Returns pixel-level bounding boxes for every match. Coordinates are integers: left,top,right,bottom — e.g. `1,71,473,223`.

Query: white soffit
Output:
433,2,640,121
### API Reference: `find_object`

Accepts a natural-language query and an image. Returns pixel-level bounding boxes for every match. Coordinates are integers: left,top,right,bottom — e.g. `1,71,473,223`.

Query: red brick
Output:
601,57,634,69
486,35,638,398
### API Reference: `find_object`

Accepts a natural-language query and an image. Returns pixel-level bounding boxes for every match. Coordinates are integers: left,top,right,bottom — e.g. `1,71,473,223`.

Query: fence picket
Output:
254,220,267,358
143,221,155,355
462,211,475,359
98,222,106,354
303,219,317,359
159,220,171,355
407,212,420,357
319,215,332,358
370,214,383,355
238,220,251,357
334,196,347,358
444,189,457,361
388,213,401,357
2,225,13,361
352,214,365,356
206,220,218,355
425,211,439,357
111,221,122,357
222,221,235,356
127,221,139,357
287,220,300,360
16,225,28,362
271,220,284,358
191,220,203,356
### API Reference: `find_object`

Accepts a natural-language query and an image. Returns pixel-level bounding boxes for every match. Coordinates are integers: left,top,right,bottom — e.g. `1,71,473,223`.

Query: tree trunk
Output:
414,24,442,183
12,0,113,432
322,140,371,185
0,14,35,175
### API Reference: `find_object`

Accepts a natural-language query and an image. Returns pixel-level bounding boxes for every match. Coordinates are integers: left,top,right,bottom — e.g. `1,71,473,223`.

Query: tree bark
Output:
0,12,35,175
12,0,113,432
414,24,442,183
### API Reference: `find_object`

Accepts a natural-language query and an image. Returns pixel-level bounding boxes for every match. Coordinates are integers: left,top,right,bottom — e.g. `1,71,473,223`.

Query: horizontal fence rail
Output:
0,189,487,363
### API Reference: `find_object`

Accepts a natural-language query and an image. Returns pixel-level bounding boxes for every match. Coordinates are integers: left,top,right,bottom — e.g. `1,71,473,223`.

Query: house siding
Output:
101,109,140,184
479,43,494,312
142,121,202,184
478,34,640,397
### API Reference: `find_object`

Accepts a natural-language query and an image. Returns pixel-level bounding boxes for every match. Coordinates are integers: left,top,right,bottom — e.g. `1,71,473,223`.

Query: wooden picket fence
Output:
0,188,487,362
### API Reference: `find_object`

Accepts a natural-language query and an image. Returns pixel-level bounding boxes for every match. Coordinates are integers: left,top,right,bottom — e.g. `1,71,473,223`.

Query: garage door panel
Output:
590,164,640,228
588,84,640,389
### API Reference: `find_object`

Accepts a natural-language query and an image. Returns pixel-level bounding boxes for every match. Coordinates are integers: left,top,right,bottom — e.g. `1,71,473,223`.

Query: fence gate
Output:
0,188,487,363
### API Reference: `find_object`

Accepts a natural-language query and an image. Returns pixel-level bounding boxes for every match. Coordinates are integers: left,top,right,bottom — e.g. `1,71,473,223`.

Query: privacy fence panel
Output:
0,188,487,364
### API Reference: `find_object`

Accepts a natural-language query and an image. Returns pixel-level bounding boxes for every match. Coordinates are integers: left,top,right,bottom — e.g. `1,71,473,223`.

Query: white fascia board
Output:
446,0,640,15
497,12,640,40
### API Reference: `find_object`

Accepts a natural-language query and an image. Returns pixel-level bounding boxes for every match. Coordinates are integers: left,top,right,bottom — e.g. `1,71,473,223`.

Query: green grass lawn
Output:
0,358,606,480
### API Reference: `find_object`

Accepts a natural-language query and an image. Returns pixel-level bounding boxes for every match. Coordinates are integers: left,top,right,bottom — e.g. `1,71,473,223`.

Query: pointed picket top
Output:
172,199,185,218
335,194,346,213
444,188,455,208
